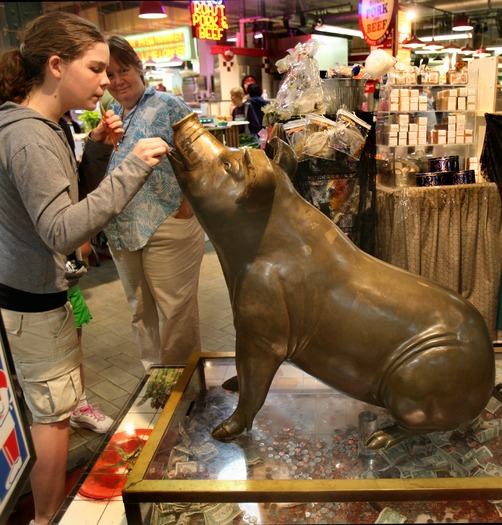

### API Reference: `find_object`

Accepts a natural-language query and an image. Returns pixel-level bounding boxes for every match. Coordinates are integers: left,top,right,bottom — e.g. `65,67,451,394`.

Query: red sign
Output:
358,0,397,47
191,0,228,41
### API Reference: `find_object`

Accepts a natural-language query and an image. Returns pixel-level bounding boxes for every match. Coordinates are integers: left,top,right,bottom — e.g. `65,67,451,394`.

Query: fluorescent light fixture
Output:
226,35,238,43
315,24,363,38
253,32,263,39
486,45,502,51
415,48,435,55
420,33,470,42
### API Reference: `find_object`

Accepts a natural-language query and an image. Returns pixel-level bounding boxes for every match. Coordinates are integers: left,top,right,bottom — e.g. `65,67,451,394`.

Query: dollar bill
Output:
410,468,437,478
485,397,502,414
484,462,502,477
192,441,219,461
375,506,407,523
203,503,243,525
379,442,409,465
421,454,449,470
243,444,265,466
473,426,499,444
470,445,493,465
175,460,199,476
427,431,451,448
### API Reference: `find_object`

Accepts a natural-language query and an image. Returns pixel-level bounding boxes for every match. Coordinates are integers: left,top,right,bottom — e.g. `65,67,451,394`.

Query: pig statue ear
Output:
236,148,277,208
265,137,298,180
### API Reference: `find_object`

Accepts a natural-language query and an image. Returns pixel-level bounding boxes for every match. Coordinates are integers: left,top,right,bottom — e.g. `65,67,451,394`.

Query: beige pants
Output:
2,303,82,423
110,213,205,367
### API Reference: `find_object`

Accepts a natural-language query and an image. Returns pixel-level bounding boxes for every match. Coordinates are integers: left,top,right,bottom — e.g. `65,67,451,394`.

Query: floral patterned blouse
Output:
104,86,192,250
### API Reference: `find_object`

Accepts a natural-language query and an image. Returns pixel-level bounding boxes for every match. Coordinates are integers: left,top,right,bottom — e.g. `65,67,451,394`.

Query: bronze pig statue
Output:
168,112,495,449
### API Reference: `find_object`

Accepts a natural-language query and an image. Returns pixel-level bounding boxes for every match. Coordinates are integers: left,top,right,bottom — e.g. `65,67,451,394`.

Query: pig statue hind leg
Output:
168,113,496,450
365,325,495,449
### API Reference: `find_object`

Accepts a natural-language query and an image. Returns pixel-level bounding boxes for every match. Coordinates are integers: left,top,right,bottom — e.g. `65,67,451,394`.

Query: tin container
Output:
453,170,476,185
416,172,446,187
427,156,459,173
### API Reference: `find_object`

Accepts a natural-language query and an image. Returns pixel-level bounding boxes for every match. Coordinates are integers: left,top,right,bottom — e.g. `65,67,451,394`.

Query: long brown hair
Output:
0,12,106,104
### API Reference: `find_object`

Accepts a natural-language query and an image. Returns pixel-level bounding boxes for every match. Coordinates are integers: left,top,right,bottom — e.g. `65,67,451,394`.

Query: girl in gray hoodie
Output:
0,11,169,525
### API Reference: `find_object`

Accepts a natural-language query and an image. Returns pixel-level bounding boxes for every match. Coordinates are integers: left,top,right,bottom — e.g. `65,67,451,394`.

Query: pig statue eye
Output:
223,161,232,172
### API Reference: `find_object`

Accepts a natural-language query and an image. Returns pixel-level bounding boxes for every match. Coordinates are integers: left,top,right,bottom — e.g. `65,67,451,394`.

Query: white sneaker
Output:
70,404,113,434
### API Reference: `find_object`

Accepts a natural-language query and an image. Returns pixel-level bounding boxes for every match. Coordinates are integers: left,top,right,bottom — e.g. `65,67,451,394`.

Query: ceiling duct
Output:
321,11,359,27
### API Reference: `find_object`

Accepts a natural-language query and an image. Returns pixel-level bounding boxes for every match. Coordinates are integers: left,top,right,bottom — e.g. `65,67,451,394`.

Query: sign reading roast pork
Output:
358,0,397,46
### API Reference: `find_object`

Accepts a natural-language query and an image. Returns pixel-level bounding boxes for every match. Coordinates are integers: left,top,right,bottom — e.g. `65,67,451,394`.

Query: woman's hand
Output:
89,109,124,147
132,138,169,167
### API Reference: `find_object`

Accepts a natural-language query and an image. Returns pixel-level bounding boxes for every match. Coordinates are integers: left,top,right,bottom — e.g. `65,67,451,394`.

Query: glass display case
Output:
376,83,478,187
122,353,502,525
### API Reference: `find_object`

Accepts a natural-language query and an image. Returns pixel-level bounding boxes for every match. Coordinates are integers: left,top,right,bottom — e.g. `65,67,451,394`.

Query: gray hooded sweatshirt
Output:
0,102,153,295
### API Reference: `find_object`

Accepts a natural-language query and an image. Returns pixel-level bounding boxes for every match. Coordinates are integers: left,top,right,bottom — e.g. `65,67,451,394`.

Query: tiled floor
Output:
67,240,236,471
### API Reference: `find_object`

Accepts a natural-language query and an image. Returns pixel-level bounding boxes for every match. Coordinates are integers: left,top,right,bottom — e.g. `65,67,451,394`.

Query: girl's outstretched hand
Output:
132,138,169,167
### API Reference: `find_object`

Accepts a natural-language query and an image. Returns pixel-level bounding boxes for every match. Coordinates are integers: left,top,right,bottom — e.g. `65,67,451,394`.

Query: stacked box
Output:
428,114,473,145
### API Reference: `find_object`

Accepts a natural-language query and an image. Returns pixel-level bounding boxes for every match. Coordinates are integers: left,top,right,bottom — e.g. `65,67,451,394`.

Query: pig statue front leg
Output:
211,331,285,440
212,271,290,441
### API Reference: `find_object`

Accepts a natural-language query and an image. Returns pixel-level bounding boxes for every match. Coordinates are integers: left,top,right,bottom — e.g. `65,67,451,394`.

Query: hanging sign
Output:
190,0,228,41
126,27,192,65
358,0,397,46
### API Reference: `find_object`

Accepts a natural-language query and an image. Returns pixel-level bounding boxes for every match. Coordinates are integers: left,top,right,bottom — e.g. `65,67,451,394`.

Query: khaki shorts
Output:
2,303,83,423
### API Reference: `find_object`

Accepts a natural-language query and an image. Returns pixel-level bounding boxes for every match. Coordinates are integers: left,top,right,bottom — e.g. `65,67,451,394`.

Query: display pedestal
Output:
123,353,502,525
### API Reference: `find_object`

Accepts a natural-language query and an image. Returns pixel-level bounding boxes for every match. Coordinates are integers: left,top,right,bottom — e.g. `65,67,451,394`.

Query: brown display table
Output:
376,182,502,342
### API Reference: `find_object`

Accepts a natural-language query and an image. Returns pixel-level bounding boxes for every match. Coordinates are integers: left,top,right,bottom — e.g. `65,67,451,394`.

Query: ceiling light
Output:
144,56,156,69
167,54,184,67
430,55,444,64
474,46,491,58
138,1,167,19
460,44,475,55
315,24,363,38
452,13,473,32
402,34,425,49
442,42,461,53
406,7,417,21
424,38,443,51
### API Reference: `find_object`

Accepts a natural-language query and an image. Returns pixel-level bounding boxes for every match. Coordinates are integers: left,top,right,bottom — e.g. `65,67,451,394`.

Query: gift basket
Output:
268,46,395,253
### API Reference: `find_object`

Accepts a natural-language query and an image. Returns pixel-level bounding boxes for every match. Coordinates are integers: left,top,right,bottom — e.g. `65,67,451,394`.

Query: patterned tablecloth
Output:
376,182,502,341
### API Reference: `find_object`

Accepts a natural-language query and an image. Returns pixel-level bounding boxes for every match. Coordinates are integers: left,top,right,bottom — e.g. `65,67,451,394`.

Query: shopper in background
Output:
63,110,82,134
247,82,268,128
0,12,169,525
230,85,262,137
103,35,205,368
